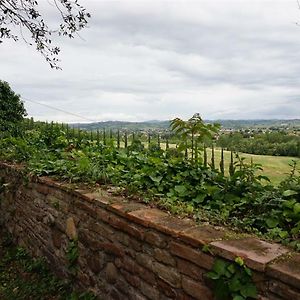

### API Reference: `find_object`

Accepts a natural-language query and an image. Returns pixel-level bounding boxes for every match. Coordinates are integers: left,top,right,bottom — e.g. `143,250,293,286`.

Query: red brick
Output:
95,207,110,223
177,258,206,281
99,242,124,257
154,248,176,266
140,281,160,300
115,278,130,295
152,262,181,288
269,279,300,300
136,253,153,271
87,254,104,274
127,289,147,300
121,256,156,284
51,227,62,248
74,200,97,218
110,287,126,300
169,241,214,270
157,278,178,298
137,265,156,285
121,269,141,288
145,231,167,248
182,276,213,300
35,183,50,195
78,229,98,249
121,256,138,274
109,215,144,240
87,220,115,242
267,253,300,290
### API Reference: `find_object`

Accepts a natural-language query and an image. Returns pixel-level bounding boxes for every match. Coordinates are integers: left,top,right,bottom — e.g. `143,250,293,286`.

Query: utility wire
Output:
22,97,98,123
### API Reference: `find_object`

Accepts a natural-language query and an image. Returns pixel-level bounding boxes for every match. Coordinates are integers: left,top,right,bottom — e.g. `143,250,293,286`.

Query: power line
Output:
22,97,98,123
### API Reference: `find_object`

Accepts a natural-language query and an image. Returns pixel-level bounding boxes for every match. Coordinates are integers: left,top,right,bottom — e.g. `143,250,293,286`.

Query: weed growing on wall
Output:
66,239,79,278
0,232,97,300
206,257,257,300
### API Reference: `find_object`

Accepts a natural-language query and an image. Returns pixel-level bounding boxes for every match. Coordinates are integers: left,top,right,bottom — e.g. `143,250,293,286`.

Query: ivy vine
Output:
206,257,257,300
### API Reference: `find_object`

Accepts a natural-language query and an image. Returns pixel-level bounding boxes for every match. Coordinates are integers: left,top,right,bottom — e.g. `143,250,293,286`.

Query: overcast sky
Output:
2,0,300,122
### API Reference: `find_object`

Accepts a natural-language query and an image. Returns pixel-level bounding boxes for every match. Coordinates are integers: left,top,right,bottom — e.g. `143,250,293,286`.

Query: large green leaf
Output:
293,203,300,214
212,259,228,276
240,283,257,298
174,185,187,195
266,218,279,229
149,175,163,183
283,190,298,197
233,296,245,300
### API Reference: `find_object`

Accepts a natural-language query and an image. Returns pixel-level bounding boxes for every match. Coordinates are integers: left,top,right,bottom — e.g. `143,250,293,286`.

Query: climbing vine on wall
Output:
206,257,257,300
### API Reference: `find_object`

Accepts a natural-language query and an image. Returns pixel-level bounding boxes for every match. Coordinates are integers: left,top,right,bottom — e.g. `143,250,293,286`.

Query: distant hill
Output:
70,119,300,131
211,119,300,130
70,120,171,131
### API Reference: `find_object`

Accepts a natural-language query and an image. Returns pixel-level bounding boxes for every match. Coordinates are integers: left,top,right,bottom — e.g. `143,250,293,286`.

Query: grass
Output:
205,149,299,185
118,141,299,184
144,142,299,185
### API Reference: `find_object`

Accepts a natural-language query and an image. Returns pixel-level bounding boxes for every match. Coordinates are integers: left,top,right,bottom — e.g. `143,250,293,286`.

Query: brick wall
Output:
0,162,299,300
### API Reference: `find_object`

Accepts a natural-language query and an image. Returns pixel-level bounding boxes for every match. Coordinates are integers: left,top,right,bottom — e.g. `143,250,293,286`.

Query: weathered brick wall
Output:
0,162,299,300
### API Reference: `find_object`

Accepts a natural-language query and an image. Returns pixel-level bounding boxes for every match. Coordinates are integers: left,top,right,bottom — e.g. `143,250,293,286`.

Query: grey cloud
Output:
1,0,300,122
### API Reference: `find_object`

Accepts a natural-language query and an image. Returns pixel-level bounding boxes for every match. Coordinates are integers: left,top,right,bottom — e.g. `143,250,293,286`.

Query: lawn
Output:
206,149,299,185
155,142,299,185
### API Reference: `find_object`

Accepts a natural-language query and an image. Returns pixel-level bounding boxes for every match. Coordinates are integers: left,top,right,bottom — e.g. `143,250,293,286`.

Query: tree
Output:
0,80,27,136
170,113,220,163
0,0,90,69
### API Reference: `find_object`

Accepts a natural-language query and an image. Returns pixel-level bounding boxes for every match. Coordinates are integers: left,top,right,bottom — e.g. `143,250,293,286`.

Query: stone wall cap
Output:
267,253,300,290
210,238,289,272
179,225,230,248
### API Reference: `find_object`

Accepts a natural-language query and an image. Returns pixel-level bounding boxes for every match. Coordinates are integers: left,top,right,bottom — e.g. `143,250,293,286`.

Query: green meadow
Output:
154,143,299,185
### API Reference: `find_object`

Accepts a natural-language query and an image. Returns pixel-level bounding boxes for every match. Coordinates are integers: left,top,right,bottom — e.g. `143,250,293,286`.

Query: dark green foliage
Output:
0,118,300,248
96,130,100,146
117,130,120,149
66,240,79,277
0,236,97,300
103,129,106,145
194,141,198,163
206,257,257,300
217,131,300,157
229,151,235,177
211,143,215,169
220,148,225,175
204,145,208,167
170,113,220,161
0,80,27,136
148,132,151,147
124,131,128,148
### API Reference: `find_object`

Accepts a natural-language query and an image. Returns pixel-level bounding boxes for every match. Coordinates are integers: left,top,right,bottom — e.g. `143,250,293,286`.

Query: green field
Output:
117,141,298,184
156,143,299,185
206,149,299,185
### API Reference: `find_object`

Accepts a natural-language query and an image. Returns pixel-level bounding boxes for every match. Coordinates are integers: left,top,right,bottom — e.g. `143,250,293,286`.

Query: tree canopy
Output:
0,0,90,69
0,80,27,136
